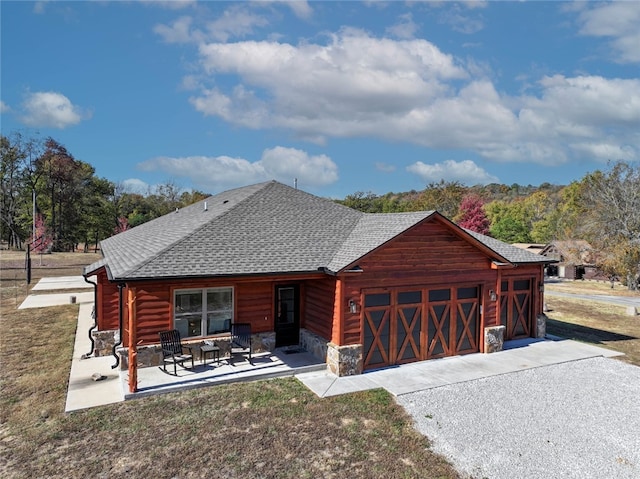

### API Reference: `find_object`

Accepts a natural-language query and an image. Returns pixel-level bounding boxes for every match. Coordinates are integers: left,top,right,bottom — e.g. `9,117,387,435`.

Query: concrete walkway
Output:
65,302,123,412
30,275,96,291
19,275,95,309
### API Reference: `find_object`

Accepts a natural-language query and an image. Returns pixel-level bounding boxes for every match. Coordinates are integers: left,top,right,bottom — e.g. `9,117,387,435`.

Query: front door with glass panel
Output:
275,285,300,347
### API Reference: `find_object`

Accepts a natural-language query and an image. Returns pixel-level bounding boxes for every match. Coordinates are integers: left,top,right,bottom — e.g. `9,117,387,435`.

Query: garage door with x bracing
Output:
363,286,481,370
500,278,534,340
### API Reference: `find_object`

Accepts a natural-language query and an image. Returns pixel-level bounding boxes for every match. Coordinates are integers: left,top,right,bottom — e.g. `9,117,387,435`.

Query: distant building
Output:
539,240,597,279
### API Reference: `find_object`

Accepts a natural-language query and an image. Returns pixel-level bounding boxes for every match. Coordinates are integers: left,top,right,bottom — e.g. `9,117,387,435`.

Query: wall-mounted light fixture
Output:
489,290,497,301
349,300,358,314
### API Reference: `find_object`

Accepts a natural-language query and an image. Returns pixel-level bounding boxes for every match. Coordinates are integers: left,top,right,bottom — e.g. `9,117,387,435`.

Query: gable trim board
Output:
84,181,551,382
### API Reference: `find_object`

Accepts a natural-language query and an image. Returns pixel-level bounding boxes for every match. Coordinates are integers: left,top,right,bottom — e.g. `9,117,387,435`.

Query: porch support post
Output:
127,287,137,393
331,278,344,345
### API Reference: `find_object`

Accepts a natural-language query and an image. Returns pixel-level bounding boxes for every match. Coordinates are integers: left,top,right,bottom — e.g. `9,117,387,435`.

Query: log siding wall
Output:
94,271,327,346
303,276,336,340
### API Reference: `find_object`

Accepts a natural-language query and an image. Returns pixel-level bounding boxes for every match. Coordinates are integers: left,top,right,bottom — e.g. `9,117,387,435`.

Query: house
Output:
539,240,596,279
512,243,546,256
84,181,551,389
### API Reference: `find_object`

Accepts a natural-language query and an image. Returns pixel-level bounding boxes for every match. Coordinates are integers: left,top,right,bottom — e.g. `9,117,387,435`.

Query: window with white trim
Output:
174,287,233,339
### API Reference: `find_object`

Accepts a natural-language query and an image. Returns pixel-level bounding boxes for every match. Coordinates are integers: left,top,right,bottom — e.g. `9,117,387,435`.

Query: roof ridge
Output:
118,182,273,278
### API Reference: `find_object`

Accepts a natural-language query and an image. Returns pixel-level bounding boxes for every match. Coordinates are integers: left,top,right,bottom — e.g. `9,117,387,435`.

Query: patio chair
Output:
159,329,194,375
229,323,252,365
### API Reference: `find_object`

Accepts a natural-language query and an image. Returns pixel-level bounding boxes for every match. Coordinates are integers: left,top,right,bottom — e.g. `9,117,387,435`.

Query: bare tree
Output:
582,162,640,290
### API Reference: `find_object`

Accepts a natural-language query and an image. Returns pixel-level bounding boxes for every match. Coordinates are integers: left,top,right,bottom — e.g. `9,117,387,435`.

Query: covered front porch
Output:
121,349,326,400
65,297,326,411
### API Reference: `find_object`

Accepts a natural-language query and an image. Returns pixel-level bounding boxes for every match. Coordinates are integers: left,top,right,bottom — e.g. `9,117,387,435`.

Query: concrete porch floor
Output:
122,349,326,400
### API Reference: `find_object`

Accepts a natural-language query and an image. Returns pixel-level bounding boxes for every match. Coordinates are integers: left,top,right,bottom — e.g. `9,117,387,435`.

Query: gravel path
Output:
397,357,640,479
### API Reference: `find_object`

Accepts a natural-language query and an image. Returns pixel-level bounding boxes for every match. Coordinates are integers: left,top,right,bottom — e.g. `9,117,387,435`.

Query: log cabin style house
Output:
84,181,550,383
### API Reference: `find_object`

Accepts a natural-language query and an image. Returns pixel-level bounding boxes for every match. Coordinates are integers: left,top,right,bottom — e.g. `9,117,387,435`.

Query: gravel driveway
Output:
397,357,640,479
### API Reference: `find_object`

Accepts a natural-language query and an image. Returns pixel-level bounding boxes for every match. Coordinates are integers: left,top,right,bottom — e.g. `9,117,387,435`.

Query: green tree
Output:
485,200,531,243
412,180,466,219
337,191,384,213
1,134,27,248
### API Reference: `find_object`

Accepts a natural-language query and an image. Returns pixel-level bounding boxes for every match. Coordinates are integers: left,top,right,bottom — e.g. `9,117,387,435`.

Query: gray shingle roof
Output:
85,180,549,281
464,229,553,264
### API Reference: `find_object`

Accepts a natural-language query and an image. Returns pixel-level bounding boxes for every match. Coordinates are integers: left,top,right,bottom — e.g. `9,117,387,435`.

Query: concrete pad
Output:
19,291,94,309
65,303,122,412
297,336,624,399
31,275,96,291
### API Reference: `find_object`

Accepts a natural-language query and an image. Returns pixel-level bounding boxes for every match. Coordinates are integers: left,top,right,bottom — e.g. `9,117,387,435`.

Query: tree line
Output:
337,165,639,290
2,132,638,289
0,133,207,253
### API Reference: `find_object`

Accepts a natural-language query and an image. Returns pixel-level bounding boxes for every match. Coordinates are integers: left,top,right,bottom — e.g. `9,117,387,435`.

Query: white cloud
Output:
192,29,466,139
20,91,88,129
259,146,338,185
437,4,485,35
178,26,637,167
570,142,636,163
283,1,313,20
138,146,338,191
154,6,269,44
0,101,10,113
154,16,202,44
407,160,499,185
121,178,151,195
206,6,269,42
577,2,640,63
386,13,419,39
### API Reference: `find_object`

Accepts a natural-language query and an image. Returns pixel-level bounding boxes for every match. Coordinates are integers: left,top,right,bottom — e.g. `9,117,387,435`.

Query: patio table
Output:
200,344,220,366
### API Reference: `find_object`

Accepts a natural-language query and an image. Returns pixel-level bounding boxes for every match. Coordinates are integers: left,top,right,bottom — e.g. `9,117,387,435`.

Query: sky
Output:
1,1,639,199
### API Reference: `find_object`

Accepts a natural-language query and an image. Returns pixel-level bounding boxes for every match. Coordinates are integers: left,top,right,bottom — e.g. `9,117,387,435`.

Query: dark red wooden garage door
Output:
363,286,480,370
499,278,533,340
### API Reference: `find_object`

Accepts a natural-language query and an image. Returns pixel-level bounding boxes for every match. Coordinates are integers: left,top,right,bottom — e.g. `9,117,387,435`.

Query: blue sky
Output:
1,1,639,199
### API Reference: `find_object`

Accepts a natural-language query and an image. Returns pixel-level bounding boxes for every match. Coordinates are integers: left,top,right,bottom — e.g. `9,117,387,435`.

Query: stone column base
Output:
536,313,547,338
91,329,118,357
327,343,362,376
299,328,328,363
484,325,505,353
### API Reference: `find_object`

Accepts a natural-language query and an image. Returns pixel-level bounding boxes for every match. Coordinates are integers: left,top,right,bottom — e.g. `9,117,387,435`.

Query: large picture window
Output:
174,287,233,338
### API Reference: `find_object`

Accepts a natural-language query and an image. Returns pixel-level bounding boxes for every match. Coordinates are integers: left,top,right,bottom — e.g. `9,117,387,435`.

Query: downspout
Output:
111,283,125,369
81,274,98,359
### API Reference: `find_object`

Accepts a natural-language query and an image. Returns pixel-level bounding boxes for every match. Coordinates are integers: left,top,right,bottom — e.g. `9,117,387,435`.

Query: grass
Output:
545,280,640,366
0,250,459,479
